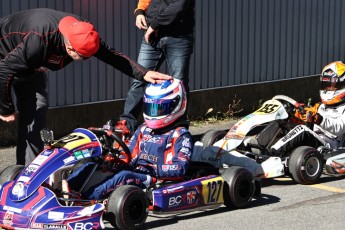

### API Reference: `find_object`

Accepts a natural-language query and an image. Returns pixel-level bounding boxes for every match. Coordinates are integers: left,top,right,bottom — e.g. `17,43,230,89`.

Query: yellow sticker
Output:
52,132,90,150
201,176,224,205
254,100,281,115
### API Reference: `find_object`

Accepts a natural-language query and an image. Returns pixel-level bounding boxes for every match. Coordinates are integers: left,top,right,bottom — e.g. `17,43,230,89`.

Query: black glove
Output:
313,113,323,125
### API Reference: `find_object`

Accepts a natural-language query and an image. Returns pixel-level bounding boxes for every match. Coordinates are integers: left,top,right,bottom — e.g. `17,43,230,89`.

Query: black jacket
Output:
0,8,148,115
136,0,195,36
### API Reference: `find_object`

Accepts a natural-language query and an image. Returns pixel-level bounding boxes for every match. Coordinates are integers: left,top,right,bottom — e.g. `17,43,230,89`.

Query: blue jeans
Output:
120,34,194,132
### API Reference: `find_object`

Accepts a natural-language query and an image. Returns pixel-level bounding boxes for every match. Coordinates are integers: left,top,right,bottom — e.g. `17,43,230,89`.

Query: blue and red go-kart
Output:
0,126,257,230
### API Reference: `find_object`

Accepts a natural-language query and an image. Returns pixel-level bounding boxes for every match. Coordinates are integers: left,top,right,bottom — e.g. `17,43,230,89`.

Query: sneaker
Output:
259,157,284,178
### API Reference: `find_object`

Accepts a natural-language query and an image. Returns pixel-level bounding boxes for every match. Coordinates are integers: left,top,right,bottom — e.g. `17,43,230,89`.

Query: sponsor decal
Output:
162,164,181,172
68,222,98,230
64,156,76,165
142,135,163,144
48,211,64,220
78,206,95,217
323,70,336,78
82,149,91,157
24,165,39,175
182,137,191,148
167,188,199,208
32,155,49,165
42,149,54,156
3,206,22,214
43,224,67,229
178,153,189,161
281,125,303,142
206,156,220,163
139,153,158,162
32,223,44,228
187,191,196,204
74,151,84,160
12,182,25,196
169,195,182,207
180,147,190,155
3,212,13,227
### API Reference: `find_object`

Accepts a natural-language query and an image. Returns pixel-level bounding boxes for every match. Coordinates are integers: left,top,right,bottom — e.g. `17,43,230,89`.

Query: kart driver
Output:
66,79,193,200
270,61,345,173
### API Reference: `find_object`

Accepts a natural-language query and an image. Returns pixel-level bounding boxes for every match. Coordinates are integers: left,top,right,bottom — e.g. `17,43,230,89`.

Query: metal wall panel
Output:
1,0,345,108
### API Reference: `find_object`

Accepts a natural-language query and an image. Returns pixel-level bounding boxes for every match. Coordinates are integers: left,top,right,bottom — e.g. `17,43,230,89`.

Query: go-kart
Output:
200,95,334,185
0,124,257,230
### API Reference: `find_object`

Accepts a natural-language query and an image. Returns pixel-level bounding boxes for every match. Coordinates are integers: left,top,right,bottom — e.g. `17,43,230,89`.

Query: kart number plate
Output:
254,101,281,114
52,133,90,150
201,177,224,205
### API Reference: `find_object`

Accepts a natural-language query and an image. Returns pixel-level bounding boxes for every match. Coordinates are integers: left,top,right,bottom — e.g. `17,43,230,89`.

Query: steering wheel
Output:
88,127,132,166
272,95,305,114
272,95,315,128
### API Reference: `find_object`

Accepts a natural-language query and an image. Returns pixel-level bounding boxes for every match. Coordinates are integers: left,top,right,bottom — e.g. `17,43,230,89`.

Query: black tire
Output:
107,185,149,230
288,146,323,185
221,167,255,209
200,129,227,148
0,165,24,186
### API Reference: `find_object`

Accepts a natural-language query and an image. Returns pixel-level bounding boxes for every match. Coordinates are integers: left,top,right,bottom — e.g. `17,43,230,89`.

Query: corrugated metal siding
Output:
1,0,345,108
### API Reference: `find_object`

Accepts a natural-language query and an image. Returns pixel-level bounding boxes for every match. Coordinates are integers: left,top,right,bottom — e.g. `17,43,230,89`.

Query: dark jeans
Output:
13,72,48,165
120,35,194,132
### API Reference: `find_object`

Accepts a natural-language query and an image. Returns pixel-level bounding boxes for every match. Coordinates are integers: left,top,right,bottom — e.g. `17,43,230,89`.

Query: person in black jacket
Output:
119,0,195,133
0,8,171,166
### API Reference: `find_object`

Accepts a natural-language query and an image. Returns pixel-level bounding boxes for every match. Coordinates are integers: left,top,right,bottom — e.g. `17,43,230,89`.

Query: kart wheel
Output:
288,146,323,185
0,165,24,186
200,129,227,148
221,166,255,209
107,185,149,230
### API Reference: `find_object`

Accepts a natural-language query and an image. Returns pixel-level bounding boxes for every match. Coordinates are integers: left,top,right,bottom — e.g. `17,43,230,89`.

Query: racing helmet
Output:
143,79,187,129
320,61,345,105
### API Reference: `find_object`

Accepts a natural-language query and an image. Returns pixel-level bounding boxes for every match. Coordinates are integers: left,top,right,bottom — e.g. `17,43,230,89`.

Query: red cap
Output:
59,16,100,57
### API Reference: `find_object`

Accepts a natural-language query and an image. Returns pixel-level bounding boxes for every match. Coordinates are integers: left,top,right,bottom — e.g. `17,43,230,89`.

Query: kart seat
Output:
243,121,282,154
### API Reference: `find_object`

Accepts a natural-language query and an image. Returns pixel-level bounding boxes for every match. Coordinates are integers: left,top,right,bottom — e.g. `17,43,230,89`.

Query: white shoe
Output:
259,157,284,178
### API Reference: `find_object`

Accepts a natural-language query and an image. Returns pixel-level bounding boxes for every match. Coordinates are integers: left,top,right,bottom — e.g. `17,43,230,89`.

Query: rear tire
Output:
200,130,227,148
107,185,149,230
0,165,24,186
288,146,323,185
221,167,254,209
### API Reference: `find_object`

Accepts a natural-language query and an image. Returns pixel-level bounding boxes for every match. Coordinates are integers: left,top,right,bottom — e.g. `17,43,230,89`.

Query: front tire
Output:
200,129,227,148
221,167,255,209
107,185,149,230
288,146,323,185
0,165,25,186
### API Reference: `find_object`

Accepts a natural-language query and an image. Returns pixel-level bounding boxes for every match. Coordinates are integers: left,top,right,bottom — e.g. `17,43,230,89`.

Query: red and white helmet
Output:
143,79,187,129
320,61,345,105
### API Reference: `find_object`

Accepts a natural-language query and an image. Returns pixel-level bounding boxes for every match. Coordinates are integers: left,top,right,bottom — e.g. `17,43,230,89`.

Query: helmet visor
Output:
144,96,180,117
321,76,345,91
